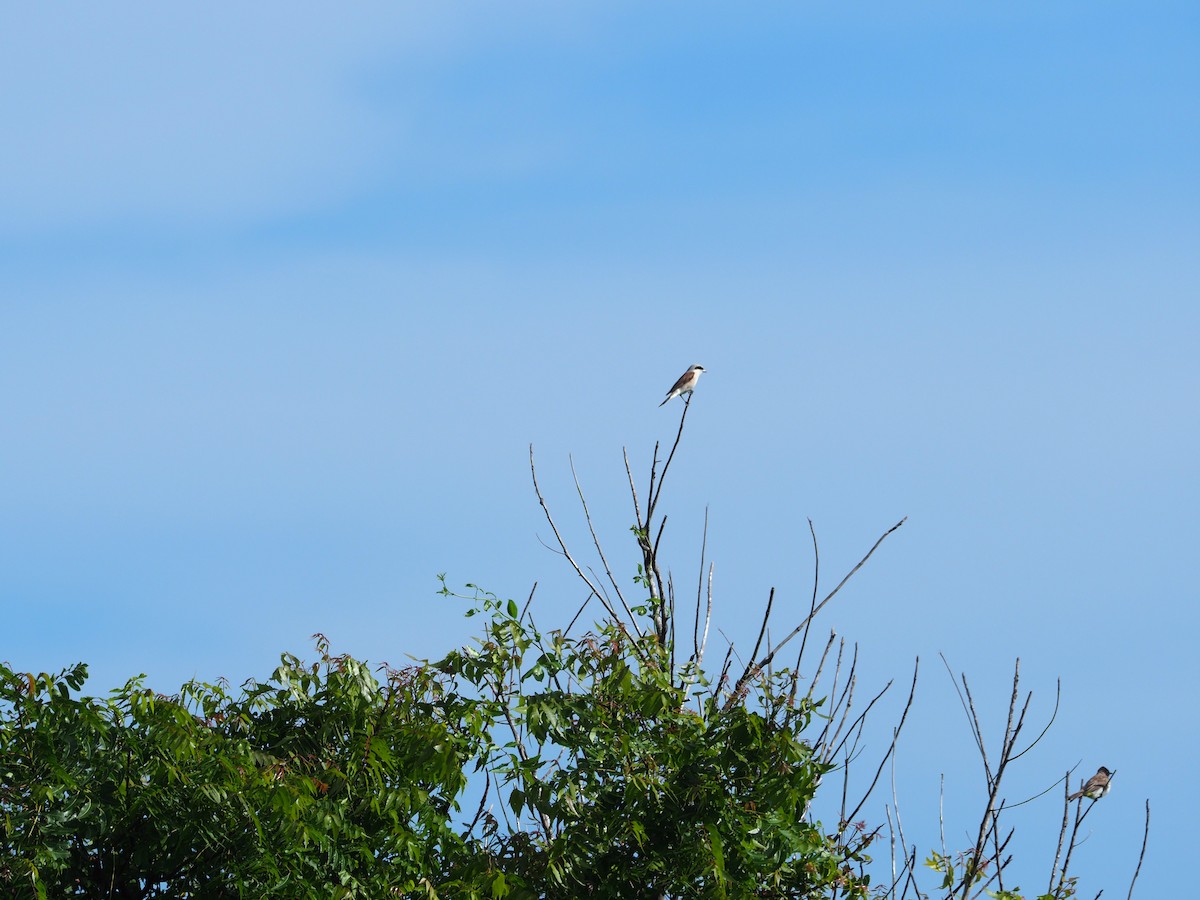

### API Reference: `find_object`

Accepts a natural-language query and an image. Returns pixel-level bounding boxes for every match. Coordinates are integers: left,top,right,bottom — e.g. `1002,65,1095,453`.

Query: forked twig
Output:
845,659,919,825
724,517,906,711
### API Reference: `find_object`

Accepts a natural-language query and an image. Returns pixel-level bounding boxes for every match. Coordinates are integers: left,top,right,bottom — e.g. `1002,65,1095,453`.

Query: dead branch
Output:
694,563,714,671
529,444,617,622
1126,800,1149,900
647,393,692,521
796,518,821,685
692,508,710,663
724,517,907,708
1048,771,1073,895
569,455,634,621
845,659,919,825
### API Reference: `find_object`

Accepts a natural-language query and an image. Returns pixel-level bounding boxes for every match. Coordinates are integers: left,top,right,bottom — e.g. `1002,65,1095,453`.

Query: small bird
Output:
1068,766,1113,801
659,365,706,406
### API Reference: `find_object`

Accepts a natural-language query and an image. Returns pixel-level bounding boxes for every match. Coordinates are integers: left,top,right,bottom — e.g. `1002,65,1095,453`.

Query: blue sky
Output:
2,3,1196,895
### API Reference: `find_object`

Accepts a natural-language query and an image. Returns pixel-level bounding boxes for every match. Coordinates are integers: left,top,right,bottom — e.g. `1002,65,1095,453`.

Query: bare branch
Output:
564,592,595,636
900,844,922,900
885,805,899,898
667,573,676,667
961,674,991,783
845,659,919,825
816,639,850,752
716,642,735,700
463,767,492,838
940,653,988,778
622,446,643,528
785,641,804,714
1056,791,1087,896
1048,771,1073,895
959,660,1032,898
889,739,907,889
739,587,775,687
796,517,822,672
695,563,714,670
727,518,906,707
647,393,692,521
805,630,839,704
644,440,661,532
1009,677,1060,764
529,445,606,612
693,508,710,662
569,455,634,620
939,774,947,860
1127,800,1149,900
1000,771,1072,810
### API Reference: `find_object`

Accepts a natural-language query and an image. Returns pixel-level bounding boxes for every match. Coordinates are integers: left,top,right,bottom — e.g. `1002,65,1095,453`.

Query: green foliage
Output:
2,410,1122,898
435,580,873,898
1,583,872,898
0,640,483,898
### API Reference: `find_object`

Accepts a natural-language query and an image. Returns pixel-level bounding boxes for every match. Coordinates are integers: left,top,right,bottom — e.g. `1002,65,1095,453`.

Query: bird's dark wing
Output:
667,370,693,394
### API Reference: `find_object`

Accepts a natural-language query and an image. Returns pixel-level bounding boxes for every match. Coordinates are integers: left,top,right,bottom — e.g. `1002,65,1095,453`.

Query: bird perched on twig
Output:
1068,766,1113,801
659,365,706,406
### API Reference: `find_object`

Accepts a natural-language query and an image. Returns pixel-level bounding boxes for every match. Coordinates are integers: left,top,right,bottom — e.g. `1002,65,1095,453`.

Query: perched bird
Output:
659,365,706,406
1068,766,1113,801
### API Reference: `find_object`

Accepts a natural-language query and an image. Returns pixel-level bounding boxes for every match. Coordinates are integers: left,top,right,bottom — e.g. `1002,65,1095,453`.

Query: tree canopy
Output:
1,403,1147,898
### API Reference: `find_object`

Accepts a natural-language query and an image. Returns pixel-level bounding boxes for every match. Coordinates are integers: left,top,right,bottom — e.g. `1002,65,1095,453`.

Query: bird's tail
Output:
1067,789,1084,801
658,395,670,407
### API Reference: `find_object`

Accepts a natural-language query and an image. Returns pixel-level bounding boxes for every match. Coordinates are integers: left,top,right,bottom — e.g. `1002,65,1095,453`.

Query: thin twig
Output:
644,440,661,534
1057,794,1087,896
564,593,595,636
518,582,538,625
693,507,710,662
696,563,714,670
622,446,644,528
715,642,735,699
806,631,839,704
569,455,634,621
960,660,1032,898
1004,774,1074,811
830,676,892,763
667,574,676,666
939,774,947,860
1009,678,1060,763
740,587,776,686
889,741,907,895
725,517,906,708
647,393,692,521
816,639,849,752
529,446,607,614
463,767,492,837
1048,771,1073,894
796,518,821,668
845,659,919,824
886,805,898,898
1126,800,1149,900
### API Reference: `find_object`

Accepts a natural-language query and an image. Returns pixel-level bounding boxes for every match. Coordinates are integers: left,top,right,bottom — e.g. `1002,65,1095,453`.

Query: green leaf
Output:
706,823,727,895
509,788,525,818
